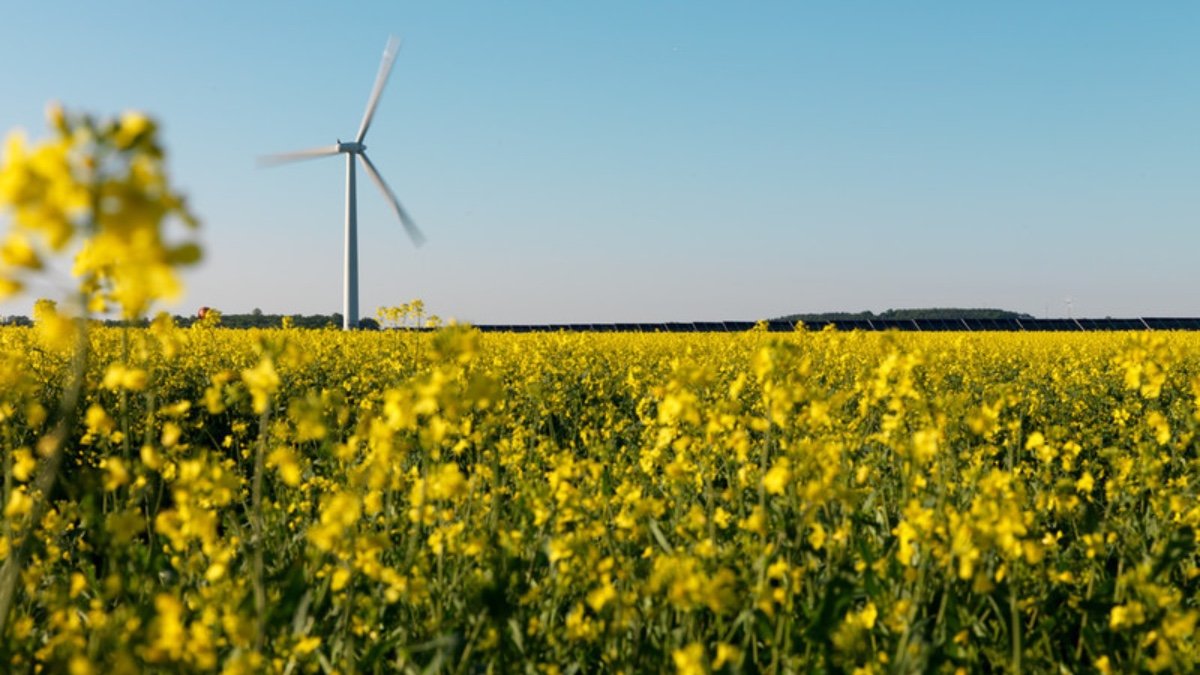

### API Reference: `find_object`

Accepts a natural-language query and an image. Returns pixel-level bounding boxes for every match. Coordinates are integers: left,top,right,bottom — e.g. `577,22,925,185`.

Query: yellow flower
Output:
68,656,94,675
84,403,115,437
1024,431,1045,451
672,643,705,675
427,463,467,501
69,572,87,599
4,487,33,519
586,580,617,613
160,421,182,448
309,491,362,552
1075,471,1094,494
11,448,37,482
102,363,148,391
294,635,322,656
146,594,186,663
242,356,280,414
331,567,352,592
2,107,200,317
1161,610,1199,641
267,446,303,487
100,457,130,491
114,111,154,149
809,522,827,550
713,642,742,669
1110,602,1146,630
140,444,163,471
0,232,41,269
739,505,767,535
1146,411,1170,446
32,298,76,351
911,429,939,464
763,458,791,495
845,602,878,630
0,276,22,299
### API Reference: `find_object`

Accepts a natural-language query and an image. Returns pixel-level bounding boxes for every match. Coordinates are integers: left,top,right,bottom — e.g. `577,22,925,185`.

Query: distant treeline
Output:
2,307,1038,329
178,311,351,329
0,312,353,329
774,308,1036,322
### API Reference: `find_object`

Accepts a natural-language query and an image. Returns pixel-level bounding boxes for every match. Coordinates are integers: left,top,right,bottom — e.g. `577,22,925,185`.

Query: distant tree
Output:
123,311,364,330
774,308,1035,322
357,317,381,331
879,308,1034,320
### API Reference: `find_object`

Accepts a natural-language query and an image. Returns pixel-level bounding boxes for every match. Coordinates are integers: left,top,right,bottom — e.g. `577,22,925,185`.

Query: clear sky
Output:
2,2,1198,322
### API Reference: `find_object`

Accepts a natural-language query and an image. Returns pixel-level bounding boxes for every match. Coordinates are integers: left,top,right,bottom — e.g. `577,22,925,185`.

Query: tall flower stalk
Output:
0,104,199,632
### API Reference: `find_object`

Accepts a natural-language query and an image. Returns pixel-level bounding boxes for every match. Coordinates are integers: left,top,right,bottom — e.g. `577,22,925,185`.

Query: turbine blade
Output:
359,153,424,246
257,145,340,167
355,36,401,144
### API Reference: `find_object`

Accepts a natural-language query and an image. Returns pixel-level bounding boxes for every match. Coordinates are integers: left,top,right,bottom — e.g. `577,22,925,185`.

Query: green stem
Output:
3,425,12,545
0,311,89,635
252,405,270,649
120,327,131,462
1010,571,1022,675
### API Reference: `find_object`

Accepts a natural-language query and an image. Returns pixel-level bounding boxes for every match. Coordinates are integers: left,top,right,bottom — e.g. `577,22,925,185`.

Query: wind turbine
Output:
260,36,424,330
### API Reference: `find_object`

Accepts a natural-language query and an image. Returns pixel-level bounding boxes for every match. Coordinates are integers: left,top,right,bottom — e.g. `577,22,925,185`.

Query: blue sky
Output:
2,2,1197,322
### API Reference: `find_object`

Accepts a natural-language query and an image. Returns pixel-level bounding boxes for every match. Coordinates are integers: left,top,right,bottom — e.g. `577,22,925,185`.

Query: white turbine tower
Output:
261,36,424,330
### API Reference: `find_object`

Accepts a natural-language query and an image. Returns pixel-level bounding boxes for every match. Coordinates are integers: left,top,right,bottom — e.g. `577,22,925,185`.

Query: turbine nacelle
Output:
337,141,365,154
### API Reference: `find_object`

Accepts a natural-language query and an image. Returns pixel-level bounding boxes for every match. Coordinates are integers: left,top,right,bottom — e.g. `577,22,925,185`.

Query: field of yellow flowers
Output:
0,322,1197,673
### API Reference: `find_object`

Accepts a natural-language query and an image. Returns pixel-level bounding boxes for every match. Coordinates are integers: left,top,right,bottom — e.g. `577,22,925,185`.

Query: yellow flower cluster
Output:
0,104,199,318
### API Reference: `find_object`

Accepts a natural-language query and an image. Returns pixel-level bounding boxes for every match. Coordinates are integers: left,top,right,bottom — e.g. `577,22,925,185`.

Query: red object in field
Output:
198,306,210,319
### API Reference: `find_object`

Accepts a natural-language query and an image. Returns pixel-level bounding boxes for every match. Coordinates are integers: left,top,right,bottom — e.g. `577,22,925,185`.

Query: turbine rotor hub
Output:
337,141,365,153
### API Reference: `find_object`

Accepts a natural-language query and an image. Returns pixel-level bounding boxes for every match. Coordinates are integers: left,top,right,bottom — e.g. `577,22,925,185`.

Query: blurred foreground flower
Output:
0,103,200,318
0,103,200,637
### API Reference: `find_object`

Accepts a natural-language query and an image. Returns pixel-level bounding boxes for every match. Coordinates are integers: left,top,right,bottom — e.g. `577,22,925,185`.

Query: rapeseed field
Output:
0,324,1198,672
